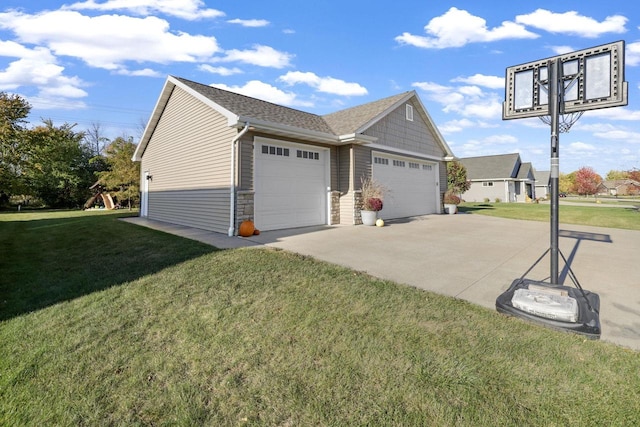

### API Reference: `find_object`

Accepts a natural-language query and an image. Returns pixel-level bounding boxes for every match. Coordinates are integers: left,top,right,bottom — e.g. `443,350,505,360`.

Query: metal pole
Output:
549,59,560,285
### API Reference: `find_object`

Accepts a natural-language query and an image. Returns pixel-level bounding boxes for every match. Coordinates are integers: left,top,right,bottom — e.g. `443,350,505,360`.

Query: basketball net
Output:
538,111,583,133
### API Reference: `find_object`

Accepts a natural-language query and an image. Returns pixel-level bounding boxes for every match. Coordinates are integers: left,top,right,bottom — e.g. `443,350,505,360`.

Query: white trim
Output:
141,171,150,217
367,143,445,162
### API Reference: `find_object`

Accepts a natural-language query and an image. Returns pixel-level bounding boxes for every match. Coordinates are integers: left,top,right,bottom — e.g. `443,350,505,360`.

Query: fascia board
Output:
133,77,175,161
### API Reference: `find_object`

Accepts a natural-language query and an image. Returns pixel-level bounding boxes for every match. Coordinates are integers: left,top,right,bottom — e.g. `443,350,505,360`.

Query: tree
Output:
98,136,140,209
84,122,110,156
0,92,31,202
605,170,629,181
559,172,575,194
446,161,471,195
573,166,601,196
628,168,640,183
23,120,92,208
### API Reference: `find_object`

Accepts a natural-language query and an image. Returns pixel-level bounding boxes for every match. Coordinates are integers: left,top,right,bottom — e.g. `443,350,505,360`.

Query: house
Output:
596,179,640,196
132,76,454,235
458,153,536,203
534,169,551,200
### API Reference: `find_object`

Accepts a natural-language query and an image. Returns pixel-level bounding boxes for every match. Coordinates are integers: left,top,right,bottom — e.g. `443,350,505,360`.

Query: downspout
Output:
228,122,251,237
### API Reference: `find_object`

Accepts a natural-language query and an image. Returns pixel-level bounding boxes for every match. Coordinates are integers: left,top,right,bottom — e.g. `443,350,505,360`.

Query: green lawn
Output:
459,202,640,230
1,210,640,425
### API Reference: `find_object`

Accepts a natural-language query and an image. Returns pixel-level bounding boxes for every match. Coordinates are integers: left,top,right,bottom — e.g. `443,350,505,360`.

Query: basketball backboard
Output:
503,40,628,120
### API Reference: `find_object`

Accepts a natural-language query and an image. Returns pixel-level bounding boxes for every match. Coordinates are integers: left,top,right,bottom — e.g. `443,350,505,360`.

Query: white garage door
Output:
372,152,438,219
254,140,328,231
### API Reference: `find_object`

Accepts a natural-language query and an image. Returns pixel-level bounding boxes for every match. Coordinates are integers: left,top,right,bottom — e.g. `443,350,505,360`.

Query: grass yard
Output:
459,201,640,230
1,210,640,425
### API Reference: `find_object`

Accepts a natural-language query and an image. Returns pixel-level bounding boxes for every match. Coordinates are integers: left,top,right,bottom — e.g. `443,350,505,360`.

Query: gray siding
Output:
463,181,509,203
238,134,254,191
140,86,236,233
353,145,372,189
363,99,445,157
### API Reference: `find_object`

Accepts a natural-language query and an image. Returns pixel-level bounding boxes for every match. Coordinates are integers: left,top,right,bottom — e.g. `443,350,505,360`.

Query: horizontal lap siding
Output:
140,86,235,233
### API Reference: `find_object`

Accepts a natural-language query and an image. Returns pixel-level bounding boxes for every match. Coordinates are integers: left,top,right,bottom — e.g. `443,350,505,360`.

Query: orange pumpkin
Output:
238,220,255,237
253,228,260,235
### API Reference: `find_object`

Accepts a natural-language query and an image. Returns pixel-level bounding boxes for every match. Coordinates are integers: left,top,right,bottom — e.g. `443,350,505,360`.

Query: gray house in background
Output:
534,169,551,199
458,153,536,203
132,76,454,235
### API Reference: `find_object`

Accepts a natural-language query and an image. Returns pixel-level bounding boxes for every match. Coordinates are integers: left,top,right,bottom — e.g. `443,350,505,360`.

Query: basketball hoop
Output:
538,111,584,133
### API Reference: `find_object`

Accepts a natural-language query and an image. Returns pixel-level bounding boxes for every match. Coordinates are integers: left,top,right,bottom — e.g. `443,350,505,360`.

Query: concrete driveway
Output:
126,214,640,350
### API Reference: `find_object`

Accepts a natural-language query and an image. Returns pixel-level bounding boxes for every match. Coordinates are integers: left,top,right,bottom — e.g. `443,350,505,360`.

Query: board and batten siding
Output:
140,86,236,233
363,99,445,158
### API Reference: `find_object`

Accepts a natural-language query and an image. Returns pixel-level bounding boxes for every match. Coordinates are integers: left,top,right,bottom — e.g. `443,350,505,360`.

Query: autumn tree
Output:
447,161,471,195
605,170,629,181
559,172,575,194
0,92,31,203
573,166,601,196
628,168,640,183
98,136,140,209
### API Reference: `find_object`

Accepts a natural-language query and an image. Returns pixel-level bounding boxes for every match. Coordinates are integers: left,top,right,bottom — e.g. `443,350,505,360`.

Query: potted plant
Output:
445,161,470,215
443,191,461,214
360,177,386,225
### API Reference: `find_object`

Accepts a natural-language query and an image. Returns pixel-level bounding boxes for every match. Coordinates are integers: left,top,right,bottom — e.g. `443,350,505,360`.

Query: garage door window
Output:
409,162,420,169
423,164,433,171
393,159,406,167
297,149,320,160
262,144,290,157
374,157,389,165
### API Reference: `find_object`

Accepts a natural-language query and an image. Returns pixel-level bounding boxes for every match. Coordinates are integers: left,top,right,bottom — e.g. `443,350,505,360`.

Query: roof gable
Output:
459,153,522,180
134,76,454,160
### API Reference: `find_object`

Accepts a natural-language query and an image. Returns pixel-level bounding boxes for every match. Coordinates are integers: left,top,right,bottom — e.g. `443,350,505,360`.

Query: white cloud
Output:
211,80,313,108
412,81,502,120
593,129,640,143
0,10,220,70
0,43,88,103
64,0,224,21
116,68,161,77
451,74,504,89
198,64,243,76
278,71,367,96
626,41,640,66
549,45,574,55
565,141,597,154
395,7,538,49
227,18,269,28
218,45,293,69
515,9,627,38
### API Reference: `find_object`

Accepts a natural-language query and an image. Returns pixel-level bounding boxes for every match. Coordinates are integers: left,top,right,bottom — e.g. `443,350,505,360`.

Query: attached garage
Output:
372,152,439,219
254,139,329,231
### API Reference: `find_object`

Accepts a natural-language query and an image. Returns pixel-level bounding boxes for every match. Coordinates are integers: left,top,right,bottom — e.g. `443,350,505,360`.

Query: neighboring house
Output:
458,153,536,203
596,179,640,196
534,169,551,200
132,76,454,234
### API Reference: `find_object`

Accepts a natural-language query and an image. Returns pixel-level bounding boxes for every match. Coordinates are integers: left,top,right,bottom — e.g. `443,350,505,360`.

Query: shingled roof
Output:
175,77,335,134
459,153,522,180
134,76,453,160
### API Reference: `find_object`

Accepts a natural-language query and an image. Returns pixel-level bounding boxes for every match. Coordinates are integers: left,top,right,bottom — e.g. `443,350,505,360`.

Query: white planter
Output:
361,210,378,225
444,204,458,215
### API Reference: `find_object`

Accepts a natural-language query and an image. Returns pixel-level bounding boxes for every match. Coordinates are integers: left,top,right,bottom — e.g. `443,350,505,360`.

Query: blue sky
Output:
1,1,640,176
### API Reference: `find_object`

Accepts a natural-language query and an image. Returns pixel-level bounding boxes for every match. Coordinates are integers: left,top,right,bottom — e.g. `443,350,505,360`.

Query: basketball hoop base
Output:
496,278,601,339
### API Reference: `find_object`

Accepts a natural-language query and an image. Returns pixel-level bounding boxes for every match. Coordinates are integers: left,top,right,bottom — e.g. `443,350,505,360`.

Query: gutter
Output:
228,122,251,237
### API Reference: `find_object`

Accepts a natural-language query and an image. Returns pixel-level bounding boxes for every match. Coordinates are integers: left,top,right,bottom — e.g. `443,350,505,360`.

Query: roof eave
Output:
235,117,340,144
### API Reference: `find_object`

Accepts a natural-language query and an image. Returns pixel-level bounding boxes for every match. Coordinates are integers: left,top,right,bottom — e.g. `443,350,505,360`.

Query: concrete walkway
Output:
123,215,640,350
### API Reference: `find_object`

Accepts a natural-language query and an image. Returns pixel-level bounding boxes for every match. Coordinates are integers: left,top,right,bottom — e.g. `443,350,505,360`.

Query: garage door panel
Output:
255,141,328,231
372,153,437,219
